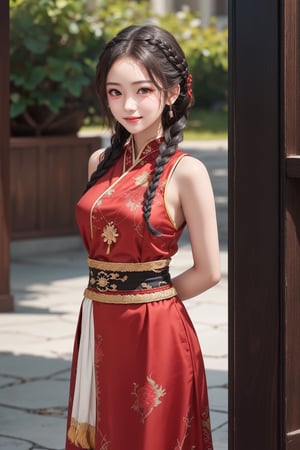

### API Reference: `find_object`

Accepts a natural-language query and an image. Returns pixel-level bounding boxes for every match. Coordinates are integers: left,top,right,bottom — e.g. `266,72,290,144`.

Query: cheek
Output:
107,99,120,116
140,95,164,111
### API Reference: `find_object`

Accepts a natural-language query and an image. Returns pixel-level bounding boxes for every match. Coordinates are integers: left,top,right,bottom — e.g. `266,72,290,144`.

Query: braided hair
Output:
87,25,194,234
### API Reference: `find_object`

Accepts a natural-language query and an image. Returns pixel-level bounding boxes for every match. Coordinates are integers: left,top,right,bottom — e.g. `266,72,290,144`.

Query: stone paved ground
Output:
0,139,228,450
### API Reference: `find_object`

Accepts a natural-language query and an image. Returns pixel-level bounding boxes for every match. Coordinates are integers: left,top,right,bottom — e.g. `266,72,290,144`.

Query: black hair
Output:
86,25,193,234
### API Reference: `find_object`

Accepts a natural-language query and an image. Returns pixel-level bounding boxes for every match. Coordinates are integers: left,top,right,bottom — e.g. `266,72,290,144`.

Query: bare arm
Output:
167,156,221,300
88,148,106,181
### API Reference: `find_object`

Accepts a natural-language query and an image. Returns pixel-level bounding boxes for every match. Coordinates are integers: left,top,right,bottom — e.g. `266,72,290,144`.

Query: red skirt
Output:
65,295,214,450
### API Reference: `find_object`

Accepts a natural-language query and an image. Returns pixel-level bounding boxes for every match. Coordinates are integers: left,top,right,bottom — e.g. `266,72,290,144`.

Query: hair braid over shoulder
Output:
140,37,192,234
85,124,130,192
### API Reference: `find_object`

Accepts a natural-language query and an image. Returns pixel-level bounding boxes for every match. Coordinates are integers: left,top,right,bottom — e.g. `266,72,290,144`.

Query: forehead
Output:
107,56,150,82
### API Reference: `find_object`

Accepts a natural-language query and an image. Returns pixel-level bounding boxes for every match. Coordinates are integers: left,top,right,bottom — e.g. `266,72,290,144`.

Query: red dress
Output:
66,137,214,450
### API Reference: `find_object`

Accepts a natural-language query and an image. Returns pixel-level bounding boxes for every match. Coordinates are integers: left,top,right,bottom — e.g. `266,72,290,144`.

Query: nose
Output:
123,95,136,112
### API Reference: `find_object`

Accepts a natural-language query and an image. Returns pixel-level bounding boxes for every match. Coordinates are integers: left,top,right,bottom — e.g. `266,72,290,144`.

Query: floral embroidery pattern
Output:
201,407,213,448
94,336,111,449
174,410,195,450
101,222,119,255
89,269,128,292
135,171,150,186
126,200,141,212
131,376,166,423
98,434,110,450
104,188,115,196
140,282,153,290
95,334,104,367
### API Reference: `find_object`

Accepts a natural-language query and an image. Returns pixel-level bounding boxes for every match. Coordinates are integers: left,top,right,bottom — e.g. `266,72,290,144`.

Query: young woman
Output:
66,24,220,450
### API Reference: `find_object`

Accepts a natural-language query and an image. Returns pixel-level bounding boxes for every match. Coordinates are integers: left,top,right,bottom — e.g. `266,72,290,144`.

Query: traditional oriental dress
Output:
66,137,214,450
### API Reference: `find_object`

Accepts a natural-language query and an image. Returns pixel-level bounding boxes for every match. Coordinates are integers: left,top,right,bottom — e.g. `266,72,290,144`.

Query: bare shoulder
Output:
174,154,210,184
88,148,106,180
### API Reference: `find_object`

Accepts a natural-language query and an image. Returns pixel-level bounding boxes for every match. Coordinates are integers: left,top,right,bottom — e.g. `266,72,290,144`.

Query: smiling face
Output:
106,57,167,152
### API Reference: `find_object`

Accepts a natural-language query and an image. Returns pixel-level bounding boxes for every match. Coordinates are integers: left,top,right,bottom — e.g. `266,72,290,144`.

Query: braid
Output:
85,124,130,192
146,38,189,78
141,38,191,234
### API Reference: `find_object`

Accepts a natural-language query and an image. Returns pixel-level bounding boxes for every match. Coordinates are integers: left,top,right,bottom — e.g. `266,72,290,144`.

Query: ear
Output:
166,84,180,105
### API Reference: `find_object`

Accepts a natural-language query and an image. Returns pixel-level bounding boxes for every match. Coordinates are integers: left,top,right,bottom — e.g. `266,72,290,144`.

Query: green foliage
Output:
10,0,228,134
10,0,103,132
158,7,228,108
185,108,228,140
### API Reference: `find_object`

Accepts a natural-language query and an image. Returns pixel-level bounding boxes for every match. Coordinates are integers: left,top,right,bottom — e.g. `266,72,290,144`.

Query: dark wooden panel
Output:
10,146,39,231
42,143,75,230
283,1,300,447
285,180,300,434
287,434,300,449
286,156,300,178
10,136,100,239
70,141,93,207
0,0,14,310
228,0,282,449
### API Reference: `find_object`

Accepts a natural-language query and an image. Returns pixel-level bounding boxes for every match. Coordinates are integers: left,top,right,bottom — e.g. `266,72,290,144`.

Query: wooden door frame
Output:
228,0,283,448
229,0,300,449
0,0,13,311
283,1,300,448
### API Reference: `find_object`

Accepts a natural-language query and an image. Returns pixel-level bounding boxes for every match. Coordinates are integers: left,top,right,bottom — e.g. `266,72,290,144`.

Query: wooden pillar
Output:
283,1,300,448
0,0,14,311
228,0,283,449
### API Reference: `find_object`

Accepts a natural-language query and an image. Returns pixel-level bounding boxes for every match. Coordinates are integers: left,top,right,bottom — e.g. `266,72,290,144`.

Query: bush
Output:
10,0,103,135
158,7,228,108
10,0,228,134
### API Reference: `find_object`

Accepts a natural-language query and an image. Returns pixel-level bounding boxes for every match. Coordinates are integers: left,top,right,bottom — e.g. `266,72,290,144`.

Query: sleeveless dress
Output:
65,137,214,450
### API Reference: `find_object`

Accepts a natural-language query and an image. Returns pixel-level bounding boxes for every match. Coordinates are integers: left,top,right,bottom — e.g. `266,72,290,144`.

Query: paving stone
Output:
204,357,228,372
0,407,65,449
209,386,228,412
0,375,18,388
0,436,32,449
196,328,228,358
0,317,76,340
212,422,228,450
206,368,228,388
0,354,70,379
210,409,228,433
0,379,68,410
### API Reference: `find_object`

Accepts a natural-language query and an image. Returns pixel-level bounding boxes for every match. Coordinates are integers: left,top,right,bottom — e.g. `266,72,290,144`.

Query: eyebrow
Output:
106,80,154,86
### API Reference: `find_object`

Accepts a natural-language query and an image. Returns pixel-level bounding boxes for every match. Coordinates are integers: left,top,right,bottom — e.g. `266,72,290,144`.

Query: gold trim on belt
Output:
84,286,177,304
87,258,171,273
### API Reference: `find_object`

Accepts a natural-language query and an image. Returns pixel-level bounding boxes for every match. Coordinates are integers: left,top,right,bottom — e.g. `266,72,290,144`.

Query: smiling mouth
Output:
124,117,142,122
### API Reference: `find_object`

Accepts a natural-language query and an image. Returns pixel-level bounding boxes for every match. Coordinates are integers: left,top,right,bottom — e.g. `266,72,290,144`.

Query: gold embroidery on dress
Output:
88,258,171,272
135,171,150,186
126,200,141,212
201,407,213,447
101,222,119,255
131,375,166,423
105,188,114,196
140,282,153,290
90,137,162,240
98,436,110,450
84,286,177,304
89,269,128,292
94,336,111,450
174,409,195,450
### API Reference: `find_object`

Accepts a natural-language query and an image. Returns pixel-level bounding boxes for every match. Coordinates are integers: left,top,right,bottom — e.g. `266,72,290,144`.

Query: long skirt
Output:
65,296,214,450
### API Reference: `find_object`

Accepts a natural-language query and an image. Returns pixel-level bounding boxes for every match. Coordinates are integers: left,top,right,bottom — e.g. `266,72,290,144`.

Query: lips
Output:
124,117,142,123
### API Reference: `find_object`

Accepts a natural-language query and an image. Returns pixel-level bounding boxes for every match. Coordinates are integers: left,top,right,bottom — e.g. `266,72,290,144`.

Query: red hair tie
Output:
186,73,193,98
187,73,193,99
